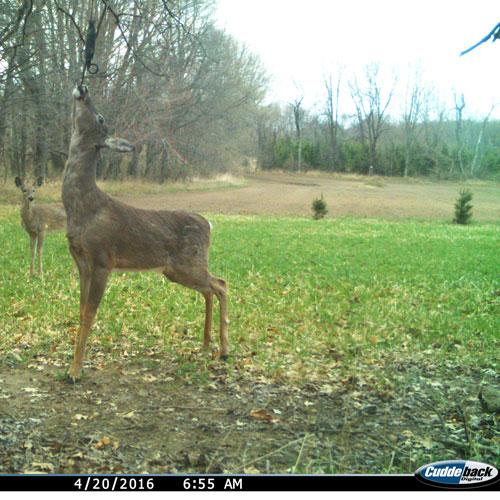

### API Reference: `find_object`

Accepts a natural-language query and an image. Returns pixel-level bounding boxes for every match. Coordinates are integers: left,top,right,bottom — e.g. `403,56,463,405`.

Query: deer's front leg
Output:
36,231,45,275
29,235,36,276
69,266,109,382
75,259,91,325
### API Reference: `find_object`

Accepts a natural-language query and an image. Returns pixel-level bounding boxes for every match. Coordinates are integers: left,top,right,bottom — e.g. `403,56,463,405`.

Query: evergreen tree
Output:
312,194,328,219
453,189,473,225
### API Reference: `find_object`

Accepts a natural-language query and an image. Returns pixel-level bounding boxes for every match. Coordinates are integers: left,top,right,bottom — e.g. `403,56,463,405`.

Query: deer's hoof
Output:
66,373,81,384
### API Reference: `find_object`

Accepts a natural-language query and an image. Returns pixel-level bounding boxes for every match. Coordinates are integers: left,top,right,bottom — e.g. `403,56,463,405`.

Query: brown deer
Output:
15,176,66,276
63,85,228,382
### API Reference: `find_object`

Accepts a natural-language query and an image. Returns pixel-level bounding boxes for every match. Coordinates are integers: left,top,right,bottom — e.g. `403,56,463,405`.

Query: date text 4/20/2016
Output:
73,477,243,491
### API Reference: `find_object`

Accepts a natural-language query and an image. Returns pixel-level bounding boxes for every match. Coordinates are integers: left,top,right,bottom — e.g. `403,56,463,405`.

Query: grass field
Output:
0,182,498,473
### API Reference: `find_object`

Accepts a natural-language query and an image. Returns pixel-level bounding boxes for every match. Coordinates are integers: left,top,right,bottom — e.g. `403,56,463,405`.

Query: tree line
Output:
1,2,498,182
257,65,499,180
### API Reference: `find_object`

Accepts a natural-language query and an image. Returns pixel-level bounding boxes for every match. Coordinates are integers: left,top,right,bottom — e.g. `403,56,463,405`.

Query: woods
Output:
1,1,498,183
0,0,266,181
257,73,500,179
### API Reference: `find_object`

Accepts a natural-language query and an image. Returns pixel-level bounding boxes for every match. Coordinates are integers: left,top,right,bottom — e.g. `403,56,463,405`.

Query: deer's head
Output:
72,85,134,153
15,176,44,206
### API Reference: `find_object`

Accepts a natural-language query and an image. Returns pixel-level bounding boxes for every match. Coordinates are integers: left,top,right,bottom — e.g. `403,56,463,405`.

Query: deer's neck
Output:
63,137,104,220
21,201,34,222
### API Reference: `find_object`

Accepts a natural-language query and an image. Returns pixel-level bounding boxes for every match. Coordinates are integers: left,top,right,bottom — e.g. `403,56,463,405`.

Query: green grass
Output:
1,208,498,376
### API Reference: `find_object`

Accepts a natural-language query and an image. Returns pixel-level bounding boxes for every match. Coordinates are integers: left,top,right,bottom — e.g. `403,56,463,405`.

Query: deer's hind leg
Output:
210,276,229,359
164,268,228,358
203,292,213,349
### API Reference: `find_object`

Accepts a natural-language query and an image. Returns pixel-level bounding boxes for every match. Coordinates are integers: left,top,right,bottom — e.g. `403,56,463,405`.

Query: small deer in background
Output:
63,85,228,382
15,176,66,276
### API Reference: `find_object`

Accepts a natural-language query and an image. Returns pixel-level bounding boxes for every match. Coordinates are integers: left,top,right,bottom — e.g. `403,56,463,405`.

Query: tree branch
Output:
100,0,167,78
53,0,85,44
460,22,500,56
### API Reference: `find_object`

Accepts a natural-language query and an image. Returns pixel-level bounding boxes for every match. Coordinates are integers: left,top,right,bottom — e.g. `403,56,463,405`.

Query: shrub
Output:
312,194,328,220
453,189,473,225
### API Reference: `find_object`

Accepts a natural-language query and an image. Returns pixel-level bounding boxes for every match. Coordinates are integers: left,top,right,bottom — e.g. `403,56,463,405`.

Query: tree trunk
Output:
159,140,169,183
292,98,303,171
127,143,142,177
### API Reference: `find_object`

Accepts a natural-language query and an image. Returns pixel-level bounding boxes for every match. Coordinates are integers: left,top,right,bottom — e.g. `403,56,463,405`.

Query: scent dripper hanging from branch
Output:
84,19,99,73
80,19,99,84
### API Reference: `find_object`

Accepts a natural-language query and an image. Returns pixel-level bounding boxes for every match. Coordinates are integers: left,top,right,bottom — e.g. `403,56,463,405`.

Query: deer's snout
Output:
72,84,88,100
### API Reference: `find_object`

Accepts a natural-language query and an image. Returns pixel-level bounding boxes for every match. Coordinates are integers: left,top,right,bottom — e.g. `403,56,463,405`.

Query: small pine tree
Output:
453,189,473,225
312,194,328,220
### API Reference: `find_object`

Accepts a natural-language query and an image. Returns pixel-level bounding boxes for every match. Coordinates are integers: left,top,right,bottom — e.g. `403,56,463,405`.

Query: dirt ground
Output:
121,172,500,221
1,354,494,474
0,357,342,474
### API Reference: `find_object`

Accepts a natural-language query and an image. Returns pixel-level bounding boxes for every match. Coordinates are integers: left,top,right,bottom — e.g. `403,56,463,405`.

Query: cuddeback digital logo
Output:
415,460,499,489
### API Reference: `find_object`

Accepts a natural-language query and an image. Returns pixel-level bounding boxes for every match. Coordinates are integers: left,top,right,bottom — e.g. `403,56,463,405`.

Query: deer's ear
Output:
15,176,23,188
36,176,44,187
104,137,135,153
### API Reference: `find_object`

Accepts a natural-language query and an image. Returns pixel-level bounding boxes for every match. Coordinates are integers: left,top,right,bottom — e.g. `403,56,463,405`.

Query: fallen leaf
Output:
249,409,279,423
73,414,88,421
244,466,260,474
31,462,55,472
319,384,335,395
95,436,111,449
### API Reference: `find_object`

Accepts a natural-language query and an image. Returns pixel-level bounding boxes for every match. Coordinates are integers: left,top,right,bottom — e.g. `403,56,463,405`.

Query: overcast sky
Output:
215,0,499,119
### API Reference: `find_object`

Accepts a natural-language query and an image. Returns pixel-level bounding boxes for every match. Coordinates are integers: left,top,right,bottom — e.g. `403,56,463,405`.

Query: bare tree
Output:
349,64,395,173
453,92,466,177
420,92,450,177
402,70,424,177
291,96,303,171
470,105,495,177
324,72,341,171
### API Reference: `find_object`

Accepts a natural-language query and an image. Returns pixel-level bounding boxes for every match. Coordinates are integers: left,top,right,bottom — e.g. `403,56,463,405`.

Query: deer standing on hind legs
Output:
63,85,229,382
15,176,66,276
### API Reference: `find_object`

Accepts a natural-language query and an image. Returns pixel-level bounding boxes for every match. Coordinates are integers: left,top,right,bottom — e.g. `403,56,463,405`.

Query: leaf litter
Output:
0,351,497,474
